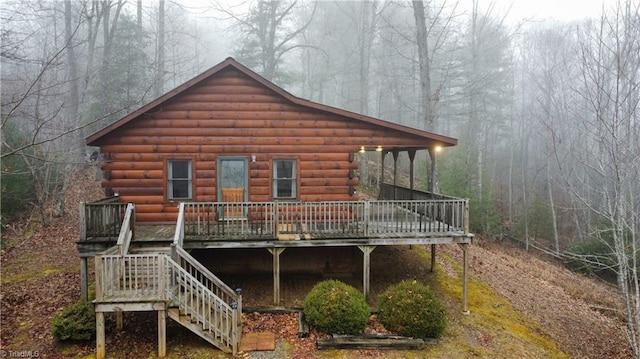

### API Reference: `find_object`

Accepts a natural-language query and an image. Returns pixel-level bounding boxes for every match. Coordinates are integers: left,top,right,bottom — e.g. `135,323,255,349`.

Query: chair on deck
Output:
221,188,244,218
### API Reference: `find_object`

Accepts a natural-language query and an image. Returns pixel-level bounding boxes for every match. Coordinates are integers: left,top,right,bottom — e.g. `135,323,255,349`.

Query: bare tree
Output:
547,2,640,355
222,0,316,81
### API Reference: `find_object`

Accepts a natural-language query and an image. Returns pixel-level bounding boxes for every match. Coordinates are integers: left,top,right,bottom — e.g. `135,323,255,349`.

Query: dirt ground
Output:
0,167,633,358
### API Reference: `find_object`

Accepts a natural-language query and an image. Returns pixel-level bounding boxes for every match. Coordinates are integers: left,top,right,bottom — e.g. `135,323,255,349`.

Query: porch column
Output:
459,243,470,314
268,248,286,305
358,246,376,300
158,309,166,358
392,151,399,185
379,150,386,186
408,150,416,194
80,257,88,301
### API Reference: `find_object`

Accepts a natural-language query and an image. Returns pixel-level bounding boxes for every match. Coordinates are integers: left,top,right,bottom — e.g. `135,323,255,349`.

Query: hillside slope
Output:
440,241,630,358
0,166,632,358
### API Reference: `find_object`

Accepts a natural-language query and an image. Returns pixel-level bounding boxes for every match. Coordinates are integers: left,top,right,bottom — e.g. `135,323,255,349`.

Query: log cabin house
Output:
77,57,473,358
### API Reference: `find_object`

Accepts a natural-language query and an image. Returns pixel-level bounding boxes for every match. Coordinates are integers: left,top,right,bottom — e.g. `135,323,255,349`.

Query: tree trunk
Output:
155,0,165,97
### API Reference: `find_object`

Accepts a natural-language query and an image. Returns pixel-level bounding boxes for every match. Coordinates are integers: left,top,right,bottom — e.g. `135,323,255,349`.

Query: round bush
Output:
51,301,96,341
377,280,447,338
303,279,370,334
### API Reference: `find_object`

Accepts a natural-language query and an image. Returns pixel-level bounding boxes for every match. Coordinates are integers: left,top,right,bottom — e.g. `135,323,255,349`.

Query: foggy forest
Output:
1,0,639,356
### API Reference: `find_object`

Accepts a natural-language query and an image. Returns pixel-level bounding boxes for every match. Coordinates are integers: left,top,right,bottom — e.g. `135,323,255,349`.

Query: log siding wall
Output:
98,68,430,222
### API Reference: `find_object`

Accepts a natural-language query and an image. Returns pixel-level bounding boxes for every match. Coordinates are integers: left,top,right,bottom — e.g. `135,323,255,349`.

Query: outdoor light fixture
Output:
359,146,366,153
434,145,443,153
376,146,383,152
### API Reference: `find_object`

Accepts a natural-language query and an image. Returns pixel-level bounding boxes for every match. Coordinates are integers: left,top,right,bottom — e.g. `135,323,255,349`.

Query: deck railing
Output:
94,251,241,354
176,196,468,241
95,254,166,301
80,197,128,240
379,184,470,233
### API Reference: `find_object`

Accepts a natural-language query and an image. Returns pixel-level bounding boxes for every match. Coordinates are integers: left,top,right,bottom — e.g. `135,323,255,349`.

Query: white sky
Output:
494,0,607,23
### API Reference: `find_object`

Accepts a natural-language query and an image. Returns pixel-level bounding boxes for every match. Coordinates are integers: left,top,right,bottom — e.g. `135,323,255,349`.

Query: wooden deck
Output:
78,187,472,255
83,186,474,359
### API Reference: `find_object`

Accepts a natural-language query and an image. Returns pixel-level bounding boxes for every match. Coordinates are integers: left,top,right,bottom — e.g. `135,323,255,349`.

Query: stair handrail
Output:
93,252,241,355
173,202,185,247
165,254,240,355
115,203,135,255
170,244,240,306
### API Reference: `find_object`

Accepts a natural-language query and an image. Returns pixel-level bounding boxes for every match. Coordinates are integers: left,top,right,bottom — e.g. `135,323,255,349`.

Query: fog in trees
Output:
2,0,639,355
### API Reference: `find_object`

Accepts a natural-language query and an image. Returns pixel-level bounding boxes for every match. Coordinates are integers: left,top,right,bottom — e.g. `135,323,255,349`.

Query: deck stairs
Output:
95,206,241,355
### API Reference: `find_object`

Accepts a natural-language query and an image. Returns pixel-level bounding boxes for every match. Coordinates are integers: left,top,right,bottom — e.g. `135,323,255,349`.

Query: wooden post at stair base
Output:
268,248,286,305
96,311,105,359
80,257,88,301
158,309,166,358
358,246,376,300
459,243,470,314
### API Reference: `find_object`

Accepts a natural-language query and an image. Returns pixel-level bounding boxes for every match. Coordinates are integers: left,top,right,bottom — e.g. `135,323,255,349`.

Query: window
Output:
167,160,192,200
273,160,296,199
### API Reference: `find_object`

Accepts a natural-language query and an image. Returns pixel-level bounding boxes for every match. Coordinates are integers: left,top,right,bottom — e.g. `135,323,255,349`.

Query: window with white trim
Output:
167,160,192,200
273,160,296,199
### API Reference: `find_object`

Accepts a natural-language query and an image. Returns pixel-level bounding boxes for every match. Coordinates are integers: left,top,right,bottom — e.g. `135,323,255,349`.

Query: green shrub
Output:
303,279,370,334
51,301,96,341
378,280,447,339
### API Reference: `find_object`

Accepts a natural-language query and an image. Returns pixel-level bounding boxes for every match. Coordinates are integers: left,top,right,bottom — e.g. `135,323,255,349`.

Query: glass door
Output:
218,158,248,217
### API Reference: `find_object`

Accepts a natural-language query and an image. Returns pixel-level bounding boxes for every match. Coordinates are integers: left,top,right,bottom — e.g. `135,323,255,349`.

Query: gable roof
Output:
86,57,457,148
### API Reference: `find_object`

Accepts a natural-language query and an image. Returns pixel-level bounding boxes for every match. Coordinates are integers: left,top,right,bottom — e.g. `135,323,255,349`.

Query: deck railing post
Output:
158,255,165,299
463,199,470,234
79,202,87,240
363,201,370,237
274,200,280,238
95,257,104,302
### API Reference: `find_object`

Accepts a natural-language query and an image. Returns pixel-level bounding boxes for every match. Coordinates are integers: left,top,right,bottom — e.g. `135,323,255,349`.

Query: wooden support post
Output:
96,311,105,359
268,248,285,305
80,257,88,301
358,246,376,301
158,309,166,358
115,311,123,331
459,243,470,314
430,244,436,273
